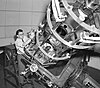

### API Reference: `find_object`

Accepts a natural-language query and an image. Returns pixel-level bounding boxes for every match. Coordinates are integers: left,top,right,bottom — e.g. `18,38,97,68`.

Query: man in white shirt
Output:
15,29,31,84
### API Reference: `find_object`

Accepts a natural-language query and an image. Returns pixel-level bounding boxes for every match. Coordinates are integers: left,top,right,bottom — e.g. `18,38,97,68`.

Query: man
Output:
15,29,31,84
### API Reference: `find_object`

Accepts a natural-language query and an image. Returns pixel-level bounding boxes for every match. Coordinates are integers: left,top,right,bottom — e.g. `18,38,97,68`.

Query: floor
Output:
0,51,100,88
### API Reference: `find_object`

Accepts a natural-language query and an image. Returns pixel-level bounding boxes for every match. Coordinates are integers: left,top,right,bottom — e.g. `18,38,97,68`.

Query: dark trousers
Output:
17,54,25,83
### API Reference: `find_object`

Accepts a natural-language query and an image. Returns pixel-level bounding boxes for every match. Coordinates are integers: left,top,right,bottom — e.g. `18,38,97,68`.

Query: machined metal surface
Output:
20,0,100,88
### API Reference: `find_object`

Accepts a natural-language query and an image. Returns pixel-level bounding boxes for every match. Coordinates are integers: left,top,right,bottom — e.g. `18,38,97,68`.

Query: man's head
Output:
16,29,24,39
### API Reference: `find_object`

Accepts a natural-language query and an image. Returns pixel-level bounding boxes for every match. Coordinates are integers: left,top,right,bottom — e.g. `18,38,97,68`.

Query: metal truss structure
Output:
20,0,100,88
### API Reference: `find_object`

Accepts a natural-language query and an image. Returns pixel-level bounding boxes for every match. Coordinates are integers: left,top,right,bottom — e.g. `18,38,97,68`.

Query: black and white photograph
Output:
0,0,100,88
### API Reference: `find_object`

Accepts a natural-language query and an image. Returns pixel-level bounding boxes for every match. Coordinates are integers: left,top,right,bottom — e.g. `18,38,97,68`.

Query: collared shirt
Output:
15,36,29,54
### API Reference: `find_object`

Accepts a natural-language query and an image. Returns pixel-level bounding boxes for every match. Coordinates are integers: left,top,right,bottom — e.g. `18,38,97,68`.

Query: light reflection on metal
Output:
21,0,100,88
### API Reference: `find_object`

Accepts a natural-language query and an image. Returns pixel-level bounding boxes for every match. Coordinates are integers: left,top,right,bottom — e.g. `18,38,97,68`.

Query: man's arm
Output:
23,37,32,47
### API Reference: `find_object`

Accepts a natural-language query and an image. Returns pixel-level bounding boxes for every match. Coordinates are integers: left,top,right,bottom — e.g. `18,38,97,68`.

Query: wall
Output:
0,0,50,46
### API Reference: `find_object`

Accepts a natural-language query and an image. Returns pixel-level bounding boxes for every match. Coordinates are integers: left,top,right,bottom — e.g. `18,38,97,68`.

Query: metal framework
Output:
5,0,100,88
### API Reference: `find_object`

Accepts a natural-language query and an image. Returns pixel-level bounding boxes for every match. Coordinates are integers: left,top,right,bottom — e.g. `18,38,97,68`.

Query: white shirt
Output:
15,36,29,54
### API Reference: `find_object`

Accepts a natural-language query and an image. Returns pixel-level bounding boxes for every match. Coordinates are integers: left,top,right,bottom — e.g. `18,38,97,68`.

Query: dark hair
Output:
14,35,17,41
16,29,23,36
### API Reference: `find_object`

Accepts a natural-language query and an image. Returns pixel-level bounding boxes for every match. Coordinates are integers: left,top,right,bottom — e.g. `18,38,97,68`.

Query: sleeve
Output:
24,36,29,41
15,39,24,49
24,36,31,46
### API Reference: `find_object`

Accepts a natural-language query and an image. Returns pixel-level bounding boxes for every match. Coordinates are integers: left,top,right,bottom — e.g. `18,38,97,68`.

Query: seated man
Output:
14,29,31,84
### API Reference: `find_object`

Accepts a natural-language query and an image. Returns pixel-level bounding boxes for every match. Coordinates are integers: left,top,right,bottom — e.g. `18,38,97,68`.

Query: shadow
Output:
87,66,100,84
